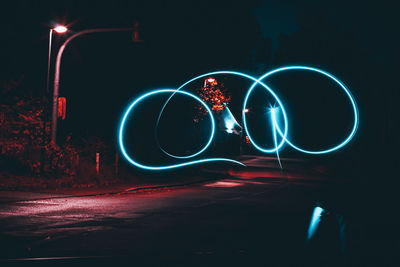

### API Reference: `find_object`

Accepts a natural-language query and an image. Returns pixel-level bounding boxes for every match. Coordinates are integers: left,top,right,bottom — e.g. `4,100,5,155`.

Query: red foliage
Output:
195,77,231,122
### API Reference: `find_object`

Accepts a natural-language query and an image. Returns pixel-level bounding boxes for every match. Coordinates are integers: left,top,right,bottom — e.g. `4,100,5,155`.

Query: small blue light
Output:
307,206,324,240
222,106,241,134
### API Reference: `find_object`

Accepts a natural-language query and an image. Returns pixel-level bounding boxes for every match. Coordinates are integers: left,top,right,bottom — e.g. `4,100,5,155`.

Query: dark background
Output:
1,0,399,210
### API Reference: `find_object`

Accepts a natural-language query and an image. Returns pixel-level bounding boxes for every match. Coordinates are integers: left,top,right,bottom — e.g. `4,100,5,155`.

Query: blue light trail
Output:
118,66,359,171
118,89,244,170
258,66,359,154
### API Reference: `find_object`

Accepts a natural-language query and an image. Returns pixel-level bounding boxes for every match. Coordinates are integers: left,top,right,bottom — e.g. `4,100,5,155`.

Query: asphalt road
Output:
0,156,394,266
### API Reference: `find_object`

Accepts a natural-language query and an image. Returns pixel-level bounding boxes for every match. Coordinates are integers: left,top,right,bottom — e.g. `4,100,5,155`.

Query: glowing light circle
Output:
118,89,244,170
257,66,359,154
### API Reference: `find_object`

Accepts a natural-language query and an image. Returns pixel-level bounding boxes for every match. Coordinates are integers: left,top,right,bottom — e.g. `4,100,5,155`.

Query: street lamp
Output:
53,25,68,33
46,25,68,96
45,25,68,136
51,27,135,144
41,25,68,173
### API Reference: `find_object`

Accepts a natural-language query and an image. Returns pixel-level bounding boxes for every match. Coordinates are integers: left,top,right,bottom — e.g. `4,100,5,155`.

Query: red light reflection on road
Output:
228,170,284,179
203,181,244,188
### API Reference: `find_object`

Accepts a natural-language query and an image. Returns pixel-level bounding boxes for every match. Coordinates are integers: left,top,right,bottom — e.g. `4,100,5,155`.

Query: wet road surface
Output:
0,157,378,266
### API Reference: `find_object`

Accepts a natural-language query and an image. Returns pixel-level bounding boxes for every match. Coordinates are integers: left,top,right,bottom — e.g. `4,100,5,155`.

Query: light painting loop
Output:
118,89,244,170
258,66,359,154
119,65,359,171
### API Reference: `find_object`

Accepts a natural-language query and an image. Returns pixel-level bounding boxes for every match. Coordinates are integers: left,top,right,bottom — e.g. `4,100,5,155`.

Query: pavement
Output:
0,177,322,266
1,155,396,266
0,155,328,204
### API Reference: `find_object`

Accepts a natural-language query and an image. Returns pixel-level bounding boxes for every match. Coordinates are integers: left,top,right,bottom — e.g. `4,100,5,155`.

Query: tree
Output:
0,75,77,176
194,77,231,122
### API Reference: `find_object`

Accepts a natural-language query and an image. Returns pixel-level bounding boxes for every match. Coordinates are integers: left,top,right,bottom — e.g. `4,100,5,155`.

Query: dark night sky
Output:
1,0,399,183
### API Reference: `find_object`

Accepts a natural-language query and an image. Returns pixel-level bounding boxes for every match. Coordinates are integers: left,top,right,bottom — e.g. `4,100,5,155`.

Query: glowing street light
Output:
51,26,137,144
46,24,68,131
53,25,68,33
46,25,68,99
46,25,68,96
41,24,68,173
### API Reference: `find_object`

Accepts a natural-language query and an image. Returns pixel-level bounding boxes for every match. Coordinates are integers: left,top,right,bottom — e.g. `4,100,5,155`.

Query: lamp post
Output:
240,108,249,154
46,26,68,96
40,25,68,174
50,27,135,144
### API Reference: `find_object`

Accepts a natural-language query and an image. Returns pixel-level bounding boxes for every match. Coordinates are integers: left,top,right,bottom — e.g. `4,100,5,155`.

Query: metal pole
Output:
46,29,53,95
40,29,53,173
96,152,100,175
51,28,133,144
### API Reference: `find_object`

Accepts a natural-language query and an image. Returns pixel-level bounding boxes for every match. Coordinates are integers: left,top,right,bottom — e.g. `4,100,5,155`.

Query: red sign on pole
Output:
57,97,66,120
